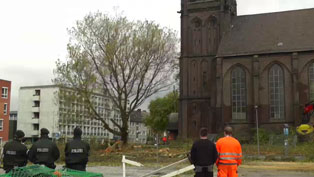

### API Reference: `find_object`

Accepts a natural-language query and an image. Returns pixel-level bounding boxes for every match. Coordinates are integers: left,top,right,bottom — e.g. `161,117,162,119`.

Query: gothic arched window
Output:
206,16,218,55
269,64,284,120
309,63,314,101
231,67,247,120
201,60,209,94
191,17,202,55
191,60,197,96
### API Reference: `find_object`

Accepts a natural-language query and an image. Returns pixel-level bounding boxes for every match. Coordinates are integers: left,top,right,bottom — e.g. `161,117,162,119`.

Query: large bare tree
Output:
53,12,178,144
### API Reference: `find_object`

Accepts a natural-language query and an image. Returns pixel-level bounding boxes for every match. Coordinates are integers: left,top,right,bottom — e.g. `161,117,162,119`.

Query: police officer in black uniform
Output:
2,130,28,173
190,127,218,177
65,127,90,171
28,128,60,169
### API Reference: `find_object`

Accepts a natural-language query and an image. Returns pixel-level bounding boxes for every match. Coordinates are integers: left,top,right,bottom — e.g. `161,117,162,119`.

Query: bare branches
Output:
53,12,178,144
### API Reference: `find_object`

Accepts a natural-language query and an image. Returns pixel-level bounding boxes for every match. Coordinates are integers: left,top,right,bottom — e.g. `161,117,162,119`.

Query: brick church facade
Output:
179,0,314,138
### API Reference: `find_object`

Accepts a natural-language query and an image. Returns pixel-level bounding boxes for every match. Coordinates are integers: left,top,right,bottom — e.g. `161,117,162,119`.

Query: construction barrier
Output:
140,158,195,177
160,165,194,177
122,155,144,177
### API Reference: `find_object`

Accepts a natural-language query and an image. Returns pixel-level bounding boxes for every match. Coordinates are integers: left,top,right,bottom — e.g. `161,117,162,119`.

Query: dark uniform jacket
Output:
190,139,218,167
28,136,60,169
3,140,28,172
65,137,90,171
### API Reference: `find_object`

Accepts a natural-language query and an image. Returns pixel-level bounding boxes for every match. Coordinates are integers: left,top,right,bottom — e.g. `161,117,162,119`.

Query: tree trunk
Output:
121,129,128,145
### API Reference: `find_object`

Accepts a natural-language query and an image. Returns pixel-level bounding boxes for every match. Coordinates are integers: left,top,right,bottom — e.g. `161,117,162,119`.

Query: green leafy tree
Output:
53,12,178,144
145,91,178,134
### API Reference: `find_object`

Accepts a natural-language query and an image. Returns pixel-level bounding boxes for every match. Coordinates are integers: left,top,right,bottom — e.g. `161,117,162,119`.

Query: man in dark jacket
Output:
190,127,218,177
28,128,60,169
65,127,90,171
2,130,28,173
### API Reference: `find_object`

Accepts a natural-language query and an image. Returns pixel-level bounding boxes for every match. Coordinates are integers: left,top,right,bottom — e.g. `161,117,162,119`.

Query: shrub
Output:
251,128,271,144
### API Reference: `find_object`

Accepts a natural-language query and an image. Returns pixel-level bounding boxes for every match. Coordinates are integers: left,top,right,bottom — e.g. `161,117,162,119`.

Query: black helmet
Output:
40,128,50,135
74,127,82,137
15,130,25,139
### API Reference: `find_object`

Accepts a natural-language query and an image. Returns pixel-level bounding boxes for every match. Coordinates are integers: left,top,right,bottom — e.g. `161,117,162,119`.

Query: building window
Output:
33,124,39,130
33,112,40,119
34,90,40,96
206,16,218,55
309,63,314,101
231,67,247,120
191,17,202,55
1,87,8,98
4,103,7,115
0,119,4,131
9,113,17,120
269,64,284,120
33,101,40,107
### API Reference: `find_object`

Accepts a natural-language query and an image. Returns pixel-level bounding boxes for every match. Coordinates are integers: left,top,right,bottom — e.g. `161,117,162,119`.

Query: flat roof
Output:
10,111,17,114
0,79,11,82
20,85,57,89
19,84,107,97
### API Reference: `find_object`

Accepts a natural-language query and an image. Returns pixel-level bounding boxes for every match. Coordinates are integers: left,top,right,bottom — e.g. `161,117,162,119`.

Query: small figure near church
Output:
216,126,242,177
190,127,218,177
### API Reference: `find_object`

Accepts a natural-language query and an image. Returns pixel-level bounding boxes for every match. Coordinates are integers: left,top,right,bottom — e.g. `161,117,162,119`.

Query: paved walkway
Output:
87,166,314,177
1,165,313,177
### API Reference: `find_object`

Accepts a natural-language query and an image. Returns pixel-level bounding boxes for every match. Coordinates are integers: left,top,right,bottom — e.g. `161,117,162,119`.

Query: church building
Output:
179,0,314,138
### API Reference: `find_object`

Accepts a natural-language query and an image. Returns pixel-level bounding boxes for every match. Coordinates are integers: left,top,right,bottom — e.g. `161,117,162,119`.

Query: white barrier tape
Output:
140,158,188,177
122,155,144,177
160,165,195,177
122,158,144,167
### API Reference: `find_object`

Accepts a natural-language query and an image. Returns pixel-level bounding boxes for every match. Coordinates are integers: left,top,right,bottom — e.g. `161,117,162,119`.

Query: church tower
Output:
179,0,237,138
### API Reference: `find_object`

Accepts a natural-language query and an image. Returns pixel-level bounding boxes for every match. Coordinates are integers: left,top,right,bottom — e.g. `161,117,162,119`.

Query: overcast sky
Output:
1,0,314,111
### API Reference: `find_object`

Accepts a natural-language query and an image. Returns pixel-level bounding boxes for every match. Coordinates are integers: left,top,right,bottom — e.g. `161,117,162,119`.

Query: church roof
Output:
217,8,314,57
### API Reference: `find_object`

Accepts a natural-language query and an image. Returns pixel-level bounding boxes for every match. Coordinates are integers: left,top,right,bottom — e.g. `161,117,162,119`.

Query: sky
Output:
1,0,314,111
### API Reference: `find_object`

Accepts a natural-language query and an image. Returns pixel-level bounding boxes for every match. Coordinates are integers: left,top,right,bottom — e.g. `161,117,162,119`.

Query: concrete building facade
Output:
128,109,149,144
179,0,314,138
0,79,11,143
17,85,121,140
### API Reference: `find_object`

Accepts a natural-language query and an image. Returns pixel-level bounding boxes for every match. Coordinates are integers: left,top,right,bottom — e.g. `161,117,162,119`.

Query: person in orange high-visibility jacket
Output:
216,126,242,177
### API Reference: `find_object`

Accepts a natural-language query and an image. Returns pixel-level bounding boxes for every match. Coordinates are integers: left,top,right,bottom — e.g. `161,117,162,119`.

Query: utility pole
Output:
173,85,176,111
255,105,260,157
283,124,289,156
156,133,159,164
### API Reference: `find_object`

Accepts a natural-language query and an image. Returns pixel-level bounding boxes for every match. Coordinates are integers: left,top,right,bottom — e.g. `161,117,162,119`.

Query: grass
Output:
241,161,314,172
243,144,284,156
243,142,314,161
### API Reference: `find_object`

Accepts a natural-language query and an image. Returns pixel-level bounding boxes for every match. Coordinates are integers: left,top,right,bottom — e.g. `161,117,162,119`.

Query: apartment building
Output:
128,109,149,144
17,85,121,140
0,79,11,143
